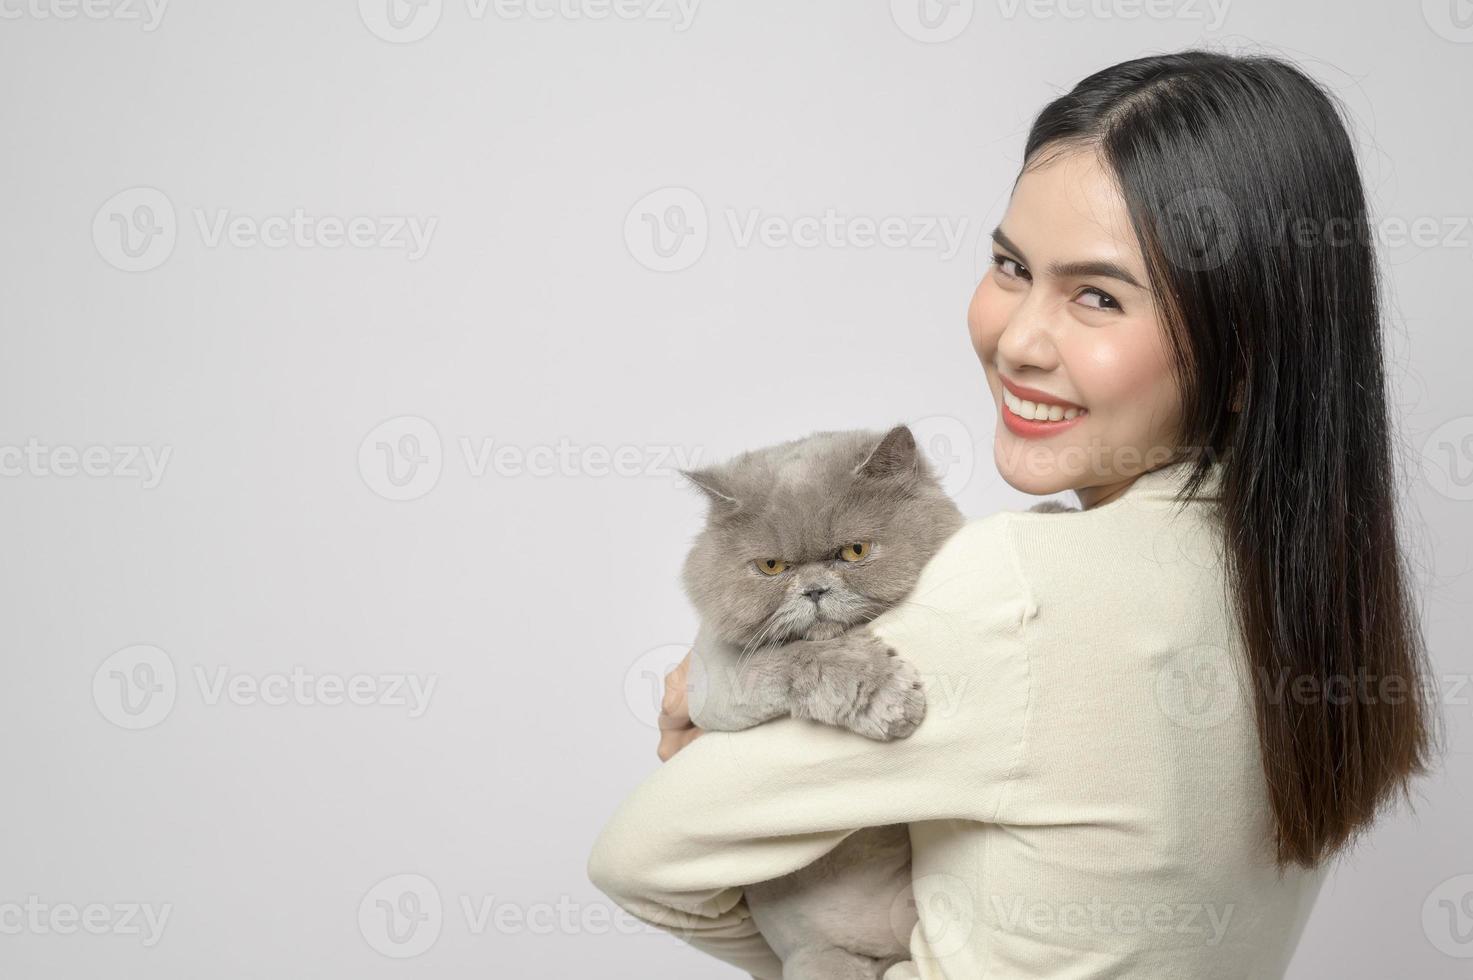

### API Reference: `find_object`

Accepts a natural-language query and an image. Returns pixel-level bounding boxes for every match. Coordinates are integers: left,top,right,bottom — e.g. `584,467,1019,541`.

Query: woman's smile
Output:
999,373,1089,438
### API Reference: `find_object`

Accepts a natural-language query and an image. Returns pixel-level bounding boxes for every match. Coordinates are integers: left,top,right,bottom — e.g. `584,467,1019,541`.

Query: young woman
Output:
588,49,1434,978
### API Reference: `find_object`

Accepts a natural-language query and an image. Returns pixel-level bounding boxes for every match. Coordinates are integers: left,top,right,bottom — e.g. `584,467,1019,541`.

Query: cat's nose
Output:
802,587,830,602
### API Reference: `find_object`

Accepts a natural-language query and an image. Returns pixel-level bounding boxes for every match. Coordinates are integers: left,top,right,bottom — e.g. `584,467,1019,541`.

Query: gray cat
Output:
677,424,964,980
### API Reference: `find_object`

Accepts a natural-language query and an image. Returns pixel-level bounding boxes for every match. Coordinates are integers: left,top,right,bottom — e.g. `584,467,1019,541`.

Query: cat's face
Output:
680,425,964,646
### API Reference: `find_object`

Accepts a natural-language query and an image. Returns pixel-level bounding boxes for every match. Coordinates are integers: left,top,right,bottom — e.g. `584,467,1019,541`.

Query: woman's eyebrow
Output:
991,226,1146,290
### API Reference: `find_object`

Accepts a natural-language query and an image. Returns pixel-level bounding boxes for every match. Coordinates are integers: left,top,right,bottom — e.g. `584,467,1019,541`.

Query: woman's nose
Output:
996,300,1060,370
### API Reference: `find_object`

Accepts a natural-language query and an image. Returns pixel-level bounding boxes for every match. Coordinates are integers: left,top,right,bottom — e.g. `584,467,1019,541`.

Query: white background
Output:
1,0,1470,976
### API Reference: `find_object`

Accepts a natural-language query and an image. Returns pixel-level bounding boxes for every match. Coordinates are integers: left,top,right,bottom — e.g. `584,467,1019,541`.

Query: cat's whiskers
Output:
734,614,787,677
737,596,877,677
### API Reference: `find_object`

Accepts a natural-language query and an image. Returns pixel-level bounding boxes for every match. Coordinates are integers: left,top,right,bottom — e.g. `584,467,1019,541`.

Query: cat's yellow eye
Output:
756,558,788,576
840,542,871,562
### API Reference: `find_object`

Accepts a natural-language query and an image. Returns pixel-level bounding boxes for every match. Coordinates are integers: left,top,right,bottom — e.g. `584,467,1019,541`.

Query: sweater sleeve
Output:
586,514,1035,977
586,515,1036,972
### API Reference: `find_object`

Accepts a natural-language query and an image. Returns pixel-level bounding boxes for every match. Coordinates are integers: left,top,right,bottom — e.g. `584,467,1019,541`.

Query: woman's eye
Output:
756,559,787,576
1076,287,1122,312
991,253,1029,281
839,542,871,562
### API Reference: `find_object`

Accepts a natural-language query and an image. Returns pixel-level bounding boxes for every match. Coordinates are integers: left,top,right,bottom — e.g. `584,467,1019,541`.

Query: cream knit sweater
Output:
588,459,1327,979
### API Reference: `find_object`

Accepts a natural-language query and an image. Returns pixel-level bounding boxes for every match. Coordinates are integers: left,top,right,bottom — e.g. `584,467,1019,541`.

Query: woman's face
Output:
967,146,1184,509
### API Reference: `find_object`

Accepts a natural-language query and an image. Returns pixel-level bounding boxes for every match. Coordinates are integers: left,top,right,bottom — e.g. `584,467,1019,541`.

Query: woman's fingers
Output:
655,651,705,760
657,725,705,762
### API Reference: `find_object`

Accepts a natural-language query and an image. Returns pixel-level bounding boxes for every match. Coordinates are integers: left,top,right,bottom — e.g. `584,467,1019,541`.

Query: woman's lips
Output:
1000,374,1086,411
998,375,1088,439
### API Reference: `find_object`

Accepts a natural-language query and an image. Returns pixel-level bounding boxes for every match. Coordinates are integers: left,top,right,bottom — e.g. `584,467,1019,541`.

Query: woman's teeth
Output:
1003,388,1084,422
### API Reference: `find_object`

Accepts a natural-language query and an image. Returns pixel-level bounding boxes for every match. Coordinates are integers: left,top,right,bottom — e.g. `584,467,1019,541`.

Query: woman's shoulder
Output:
909,512,1036,624
936,483,1226,625
926,510,1027,579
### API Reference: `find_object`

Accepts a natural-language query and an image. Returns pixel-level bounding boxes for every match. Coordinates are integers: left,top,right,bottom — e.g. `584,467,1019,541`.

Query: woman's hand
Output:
657,651,707,762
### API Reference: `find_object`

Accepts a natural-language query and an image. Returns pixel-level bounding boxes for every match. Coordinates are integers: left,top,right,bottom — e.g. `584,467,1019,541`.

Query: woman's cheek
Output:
1072,325,1179,442
967,277,1010,361
1074,339,1132,405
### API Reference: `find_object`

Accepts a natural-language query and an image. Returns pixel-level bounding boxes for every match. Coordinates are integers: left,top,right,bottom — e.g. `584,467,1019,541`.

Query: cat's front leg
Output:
784,628,926,741
686,624,926,741
686,623,794,733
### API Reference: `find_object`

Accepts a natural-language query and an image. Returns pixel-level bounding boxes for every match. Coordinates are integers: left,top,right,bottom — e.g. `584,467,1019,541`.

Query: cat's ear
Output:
854,424,920,480
680,467,742,516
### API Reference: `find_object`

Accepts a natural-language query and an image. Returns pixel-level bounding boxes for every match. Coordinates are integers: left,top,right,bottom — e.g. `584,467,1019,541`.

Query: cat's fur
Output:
677,425,962,979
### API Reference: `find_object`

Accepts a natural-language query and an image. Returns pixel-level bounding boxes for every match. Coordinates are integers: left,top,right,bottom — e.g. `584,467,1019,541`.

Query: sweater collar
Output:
1119,456,1226,506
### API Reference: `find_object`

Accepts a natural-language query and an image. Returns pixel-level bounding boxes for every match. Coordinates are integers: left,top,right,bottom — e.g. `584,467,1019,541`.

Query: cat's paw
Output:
789,631,927,741
853,650,927,741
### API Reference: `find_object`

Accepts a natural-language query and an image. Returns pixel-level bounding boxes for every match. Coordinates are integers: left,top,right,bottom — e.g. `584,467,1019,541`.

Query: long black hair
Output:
1022,49,1435,867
